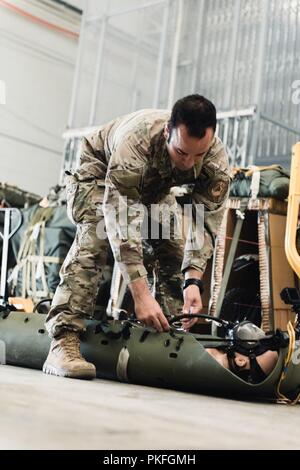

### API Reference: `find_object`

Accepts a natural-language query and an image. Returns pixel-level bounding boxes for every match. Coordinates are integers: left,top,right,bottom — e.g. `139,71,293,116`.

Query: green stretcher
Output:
0,310,299,403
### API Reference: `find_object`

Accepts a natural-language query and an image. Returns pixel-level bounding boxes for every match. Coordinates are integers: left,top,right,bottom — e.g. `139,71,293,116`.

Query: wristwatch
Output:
182,278,204,295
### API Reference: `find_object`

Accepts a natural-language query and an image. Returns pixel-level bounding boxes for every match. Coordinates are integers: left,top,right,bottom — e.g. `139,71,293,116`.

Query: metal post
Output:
214,208,246,319
59,138,71,185
248,0,270,165
232,118,239,165
67,4,87,129
89,16,107,126
167,0,184,109
190,0,205,93
0,209,22,306
241,117,250,167
153,0,170,108
225,0,241,109
130,9,145,112
106,263,127,320
0,210,10,302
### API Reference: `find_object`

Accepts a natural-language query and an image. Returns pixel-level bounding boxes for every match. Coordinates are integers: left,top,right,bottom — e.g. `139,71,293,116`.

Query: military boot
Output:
43,331,96,379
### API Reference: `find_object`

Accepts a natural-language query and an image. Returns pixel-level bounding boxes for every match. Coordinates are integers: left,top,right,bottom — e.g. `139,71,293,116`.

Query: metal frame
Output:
216,108,255,167
68,5,88,129
67,0,300,167
0,209,22,307
88,15,108,126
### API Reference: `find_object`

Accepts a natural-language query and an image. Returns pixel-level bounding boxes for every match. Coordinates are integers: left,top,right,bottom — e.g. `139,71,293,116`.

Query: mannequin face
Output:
164,124,214,171
206,348,278,376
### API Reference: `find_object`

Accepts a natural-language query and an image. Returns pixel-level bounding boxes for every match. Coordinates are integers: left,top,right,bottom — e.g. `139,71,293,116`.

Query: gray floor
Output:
0,364,299,450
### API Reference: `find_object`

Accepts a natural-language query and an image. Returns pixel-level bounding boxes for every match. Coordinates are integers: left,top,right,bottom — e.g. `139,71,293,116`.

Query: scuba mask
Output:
170,314,285,384
225,321,278,384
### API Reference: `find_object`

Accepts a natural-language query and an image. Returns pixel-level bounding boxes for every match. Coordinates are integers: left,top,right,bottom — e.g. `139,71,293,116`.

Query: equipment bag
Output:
230,165,290,201
9,205,76,301
0,182,41,208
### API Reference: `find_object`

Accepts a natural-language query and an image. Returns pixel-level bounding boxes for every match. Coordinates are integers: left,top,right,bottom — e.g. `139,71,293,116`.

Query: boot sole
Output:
43,363,96,380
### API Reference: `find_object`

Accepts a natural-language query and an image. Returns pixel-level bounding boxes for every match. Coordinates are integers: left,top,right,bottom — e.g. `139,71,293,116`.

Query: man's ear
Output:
163,123,169,141
234,354,248,369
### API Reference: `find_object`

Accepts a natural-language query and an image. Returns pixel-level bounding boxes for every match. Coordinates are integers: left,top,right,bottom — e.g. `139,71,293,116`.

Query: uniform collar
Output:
151,130,173,178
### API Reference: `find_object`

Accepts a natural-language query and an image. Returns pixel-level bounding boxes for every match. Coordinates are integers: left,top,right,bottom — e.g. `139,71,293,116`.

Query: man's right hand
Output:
129,278,169,332
134,294,169,332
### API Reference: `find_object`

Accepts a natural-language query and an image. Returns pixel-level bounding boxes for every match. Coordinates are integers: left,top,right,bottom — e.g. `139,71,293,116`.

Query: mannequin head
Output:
206,347,278,383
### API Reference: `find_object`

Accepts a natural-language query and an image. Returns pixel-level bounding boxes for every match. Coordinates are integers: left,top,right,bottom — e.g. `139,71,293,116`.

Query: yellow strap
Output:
276,322,299,404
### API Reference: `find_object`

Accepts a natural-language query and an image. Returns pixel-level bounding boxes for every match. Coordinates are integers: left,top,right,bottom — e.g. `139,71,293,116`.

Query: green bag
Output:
0,182,41,208
230,165,290,201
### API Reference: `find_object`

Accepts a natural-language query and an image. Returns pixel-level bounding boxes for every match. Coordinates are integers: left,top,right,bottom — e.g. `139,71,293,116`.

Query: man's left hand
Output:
182,284,203,330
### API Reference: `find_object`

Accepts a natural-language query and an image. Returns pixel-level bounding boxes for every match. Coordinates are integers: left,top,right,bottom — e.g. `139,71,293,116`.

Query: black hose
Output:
33,298,52,313
169,313,234,328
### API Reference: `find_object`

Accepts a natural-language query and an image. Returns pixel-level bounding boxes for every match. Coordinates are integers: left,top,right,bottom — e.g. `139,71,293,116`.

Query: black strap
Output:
182,278,204,294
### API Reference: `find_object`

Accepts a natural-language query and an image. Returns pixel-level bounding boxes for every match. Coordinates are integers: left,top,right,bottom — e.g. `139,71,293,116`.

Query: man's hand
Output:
135,294,169,332
182,285,203,330
129,278,169,332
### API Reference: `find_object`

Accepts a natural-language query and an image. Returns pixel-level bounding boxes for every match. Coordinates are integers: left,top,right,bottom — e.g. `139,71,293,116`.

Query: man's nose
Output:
182,156,194,169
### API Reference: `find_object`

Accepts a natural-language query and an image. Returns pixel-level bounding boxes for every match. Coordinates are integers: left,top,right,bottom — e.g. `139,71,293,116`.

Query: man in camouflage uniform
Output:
43,95,230,379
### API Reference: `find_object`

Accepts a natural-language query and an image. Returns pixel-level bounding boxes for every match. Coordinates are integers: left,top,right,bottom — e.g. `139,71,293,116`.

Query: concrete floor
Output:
0,364,300,450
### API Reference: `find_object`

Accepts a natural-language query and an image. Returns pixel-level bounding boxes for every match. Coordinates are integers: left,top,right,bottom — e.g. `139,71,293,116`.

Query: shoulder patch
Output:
209,179,228,201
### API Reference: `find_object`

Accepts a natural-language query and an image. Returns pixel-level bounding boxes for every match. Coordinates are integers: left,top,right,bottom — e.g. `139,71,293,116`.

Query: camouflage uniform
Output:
45,109,230,337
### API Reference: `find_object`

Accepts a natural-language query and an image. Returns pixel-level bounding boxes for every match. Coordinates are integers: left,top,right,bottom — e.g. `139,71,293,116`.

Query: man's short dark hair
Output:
169,94,217,139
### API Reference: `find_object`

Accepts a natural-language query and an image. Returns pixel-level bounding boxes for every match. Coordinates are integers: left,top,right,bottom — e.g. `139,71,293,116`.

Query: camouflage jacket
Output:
76,109,230,283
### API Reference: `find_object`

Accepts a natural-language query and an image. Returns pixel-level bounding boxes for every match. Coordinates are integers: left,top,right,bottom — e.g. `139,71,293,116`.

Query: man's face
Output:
165,124,214,171
206,348,278,377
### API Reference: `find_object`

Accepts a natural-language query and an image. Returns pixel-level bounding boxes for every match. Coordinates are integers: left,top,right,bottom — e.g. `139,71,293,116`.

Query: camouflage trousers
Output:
45,175,184,338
